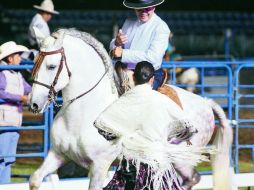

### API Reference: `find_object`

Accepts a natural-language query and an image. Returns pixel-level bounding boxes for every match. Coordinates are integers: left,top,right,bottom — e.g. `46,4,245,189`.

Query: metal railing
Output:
0,61,253,180
162,60,254,173
0,64,50,159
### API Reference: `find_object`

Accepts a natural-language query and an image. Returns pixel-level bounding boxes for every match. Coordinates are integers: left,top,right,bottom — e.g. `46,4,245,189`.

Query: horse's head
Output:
30,28,71,113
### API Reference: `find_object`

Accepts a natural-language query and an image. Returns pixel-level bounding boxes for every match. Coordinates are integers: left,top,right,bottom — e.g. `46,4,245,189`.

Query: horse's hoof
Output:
192,172,201,185
29,173,41,190
29,184,39,190
29,181,39,190
182,171,201,190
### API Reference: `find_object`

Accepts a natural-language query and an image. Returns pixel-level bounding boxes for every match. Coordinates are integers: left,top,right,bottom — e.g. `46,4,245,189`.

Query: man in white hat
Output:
110,0,170,90
28,0,59,48
0,41,31,183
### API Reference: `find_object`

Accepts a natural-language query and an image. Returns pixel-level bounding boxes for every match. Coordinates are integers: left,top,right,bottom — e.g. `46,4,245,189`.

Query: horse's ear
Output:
33,27,46,47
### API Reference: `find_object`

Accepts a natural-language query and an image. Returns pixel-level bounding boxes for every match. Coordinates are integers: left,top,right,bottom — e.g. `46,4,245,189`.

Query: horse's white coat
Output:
29,29,232,190
29,29,120,190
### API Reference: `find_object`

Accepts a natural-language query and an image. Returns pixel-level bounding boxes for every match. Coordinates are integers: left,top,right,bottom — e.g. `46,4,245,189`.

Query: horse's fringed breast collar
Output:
32,47,109,107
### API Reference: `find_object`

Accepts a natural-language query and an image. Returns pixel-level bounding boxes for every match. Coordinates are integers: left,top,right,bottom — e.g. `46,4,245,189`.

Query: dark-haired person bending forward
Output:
94,61,206,190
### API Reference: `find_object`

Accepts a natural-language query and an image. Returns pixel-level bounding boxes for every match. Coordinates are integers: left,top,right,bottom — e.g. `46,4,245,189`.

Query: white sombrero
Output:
123,0,165,9
34,0,59,15
0,41,29,60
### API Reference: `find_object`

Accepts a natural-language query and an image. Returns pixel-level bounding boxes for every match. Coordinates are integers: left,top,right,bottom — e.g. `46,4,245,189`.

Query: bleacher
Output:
1,10,254,56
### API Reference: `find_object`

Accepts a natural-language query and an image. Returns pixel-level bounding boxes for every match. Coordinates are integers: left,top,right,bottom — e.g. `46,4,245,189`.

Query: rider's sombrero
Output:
0,41,29,61
123,0,165,9
33,0,59,15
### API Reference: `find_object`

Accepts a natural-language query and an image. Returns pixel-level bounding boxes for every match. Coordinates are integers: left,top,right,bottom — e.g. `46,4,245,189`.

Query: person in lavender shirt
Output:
0,41,32,183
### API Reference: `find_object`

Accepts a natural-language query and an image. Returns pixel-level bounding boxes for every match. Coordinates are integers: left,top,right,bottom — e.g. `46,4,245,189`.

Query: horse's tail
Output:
207,99,233,190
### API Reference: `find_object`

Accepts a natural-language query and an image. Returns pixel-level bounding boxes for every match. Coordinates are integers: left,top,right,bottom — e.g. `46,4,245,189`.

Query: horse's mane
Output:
51,28,120,95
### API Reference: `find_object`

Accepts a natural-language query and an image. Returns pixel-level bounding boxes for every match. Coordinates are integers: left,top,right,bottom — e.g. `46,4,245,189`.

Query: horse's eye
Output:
47,65,56,70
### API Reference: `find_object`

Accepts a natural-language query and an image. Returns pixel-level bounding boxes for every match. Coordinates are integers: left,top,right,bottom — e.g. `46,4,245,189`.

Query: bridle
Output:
32,47,71,104
32,47,108,106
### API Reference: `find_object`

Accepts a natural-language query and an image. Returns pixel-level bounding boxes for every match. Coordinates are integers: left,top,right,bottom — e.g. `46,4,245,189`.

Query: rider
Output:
0,41,31,183
94,61,209,190
110,0,170,90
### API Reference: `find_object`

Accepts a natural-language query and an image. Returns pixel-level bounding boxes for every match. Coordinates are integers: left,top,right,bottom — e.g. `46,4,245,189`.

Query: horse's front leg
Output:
88,159,114,190
88,145,120,190
29,150,65,190
174,163,200,190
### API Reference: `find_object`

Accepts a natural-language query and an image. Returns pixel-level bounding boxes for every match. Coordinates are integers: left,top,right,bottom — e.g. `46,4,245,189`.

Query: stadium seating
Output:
1,10,254,57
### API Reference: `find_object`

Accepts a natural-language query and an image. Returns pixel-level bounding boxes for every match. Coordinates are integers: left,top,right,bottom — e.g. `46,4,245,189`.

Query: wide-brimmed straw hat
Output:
123,0,165,9
34,0,59,15
0,41,29,60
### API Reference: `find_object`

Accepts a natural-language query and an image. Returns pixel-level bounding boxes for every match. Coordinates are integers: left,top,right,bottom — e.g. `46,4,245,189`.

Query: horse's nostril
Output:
32,103,39,110
29,103,39,113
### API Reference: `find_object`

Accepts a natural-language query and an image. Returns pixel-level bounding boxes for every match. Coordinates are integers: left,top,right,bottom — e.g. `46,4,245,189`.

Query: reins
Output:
32,47,109,107
66,66,109,105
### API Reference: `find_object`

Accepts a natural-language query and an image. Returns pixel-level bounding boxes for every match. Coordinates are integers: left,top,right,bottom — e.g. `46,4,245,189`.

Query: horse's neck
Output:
62,74,115,105
61,36,117,115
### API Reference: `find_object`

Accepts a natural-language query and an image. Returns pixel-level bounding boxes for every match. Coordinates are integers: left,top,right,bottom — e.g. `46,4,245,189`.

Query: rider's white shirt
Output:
28,13,50,46
110,14,170,70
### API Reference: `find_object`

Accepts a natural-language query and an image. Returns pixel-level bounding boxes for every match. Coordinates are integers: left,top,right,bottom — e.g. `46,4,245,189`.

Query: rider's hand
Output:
113,47,123,58
186,140,192,146
115,29,128,47
21,95,28,104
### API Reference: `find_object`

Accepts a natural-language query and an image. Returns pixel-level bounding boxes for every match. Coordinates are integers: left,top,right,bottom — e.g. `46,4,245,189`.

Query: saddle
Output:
158,69,183,110
158,84,183,110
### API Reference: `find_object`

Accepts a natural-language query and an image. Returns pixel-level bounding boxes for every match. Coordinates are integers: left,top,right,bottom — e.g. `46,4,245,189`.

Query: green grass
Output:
196,160,254,173
196,160,254,190
238,161,254,173
11,162,41,183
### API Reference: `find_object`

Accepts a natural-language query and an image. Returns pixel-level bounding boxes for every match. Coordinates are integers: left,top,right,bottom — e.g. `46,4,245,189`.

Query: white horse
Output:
29,28,120,190
29,28,233,190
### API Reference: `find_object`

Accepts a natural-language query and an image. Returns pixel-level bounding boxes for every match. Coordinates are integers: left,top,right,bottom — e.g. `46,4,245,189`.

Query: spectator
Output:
28,0,59,49
0,41,32,183
110,0,170,90
164,34,200,93
164,33,182,62
94,61,202,190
